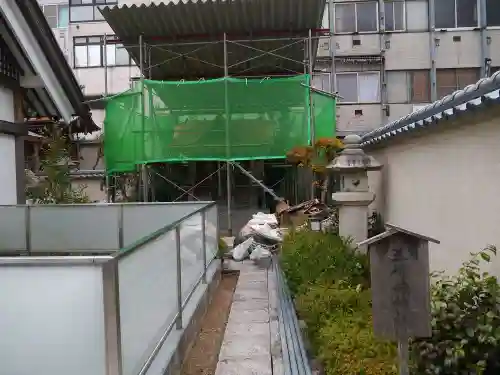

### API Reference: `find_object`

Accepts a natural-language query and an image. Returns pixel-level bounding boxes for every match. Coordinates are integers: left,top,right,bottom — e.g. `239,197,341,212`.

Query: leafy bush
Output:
281,230,395,374
281,230,369,295
295,283,397,375
412,246,500,375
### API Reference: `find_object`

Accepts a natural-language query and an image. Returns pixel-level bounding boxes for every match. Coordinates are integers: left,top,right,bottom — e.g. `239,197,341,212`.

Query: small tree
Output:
286,137,344,202
26,133,90,204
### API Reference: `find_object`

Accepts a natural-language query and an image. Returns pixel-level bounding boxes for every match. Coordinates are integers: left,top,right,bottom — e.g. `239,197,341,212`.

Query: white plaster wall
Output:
0,86,17,204
368,109,500,275
0,85,15,122
0,134,17,204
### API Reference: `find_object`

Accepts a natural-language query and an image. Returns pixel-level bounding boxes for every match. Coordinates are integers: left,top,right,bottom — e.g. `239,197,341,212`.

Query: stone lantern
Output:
327,134,382,250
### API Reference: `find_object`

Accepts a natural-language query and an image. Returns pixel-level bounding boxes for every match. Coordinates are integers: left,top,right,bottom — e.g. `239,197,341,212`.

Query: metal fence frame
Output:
0,201,219,375
0,201,214,254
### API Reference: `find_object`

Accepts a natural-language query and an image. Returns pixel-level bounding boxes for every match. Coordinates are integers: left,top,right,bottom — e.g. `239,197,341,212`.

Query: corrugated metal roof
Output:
100,0,327,79
361,71,500,147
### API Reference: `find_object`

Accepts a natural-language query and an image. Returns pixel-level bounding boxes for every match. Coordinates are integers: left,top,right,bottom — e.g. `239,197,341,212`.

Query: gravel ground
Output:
181,271,239,375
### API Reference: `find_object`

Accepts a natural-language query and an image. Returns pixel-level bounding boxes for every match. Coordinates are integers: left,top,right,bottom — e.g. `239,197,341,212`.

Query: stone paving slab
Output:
230,299,269,311
233,289,269,302
215,259,274,375
227,308,270,324
215,357,272,375
219,333,270,359
224,322,270,337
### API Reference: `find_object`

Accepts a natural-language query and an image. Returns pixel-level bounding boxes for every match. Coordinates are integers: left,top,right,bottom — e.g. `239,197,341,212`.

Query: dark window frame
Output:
69,0,117,23
436,68,480,98
384,1,406,32
434,0,478,29
41,4,70,28
73,35,133,68
334,1,379,33
486,0,500,27
408,70,431,103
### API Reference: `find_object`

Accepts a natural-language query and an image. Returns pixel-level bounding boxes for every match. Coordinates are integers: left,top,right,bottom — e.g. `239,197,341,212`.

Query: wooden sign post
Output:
358,223,440,375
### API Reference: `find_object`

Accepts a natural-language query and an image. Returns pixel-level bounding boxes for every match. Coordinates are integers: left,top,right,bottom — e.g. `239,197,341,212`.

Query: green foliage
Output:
368,211,384,238
280,230,369,295
217,237,229,258
296,283,397,375
281,230,395,374
26,135,90,204
412,246,500,375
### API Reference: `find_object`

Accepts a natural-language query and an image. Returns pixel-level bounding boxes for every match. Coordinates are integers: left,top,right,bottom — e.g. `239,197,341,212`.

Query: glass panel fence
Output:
205,204,218,267
121,202,208,247
117,229,179,375
180,212,204,301
29,205,121,253
0,206,27,253
0,259,108,375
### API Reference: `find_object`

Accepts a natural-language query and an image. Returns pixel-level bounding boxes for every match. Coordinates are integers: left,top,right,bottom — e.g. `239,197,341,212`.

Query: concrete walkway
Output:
214,259,281,375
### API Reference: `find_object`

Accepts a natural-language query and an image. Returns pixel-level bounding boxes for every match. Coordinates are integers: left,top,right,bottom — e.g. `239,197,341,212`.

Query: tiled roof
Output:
362,71,500,146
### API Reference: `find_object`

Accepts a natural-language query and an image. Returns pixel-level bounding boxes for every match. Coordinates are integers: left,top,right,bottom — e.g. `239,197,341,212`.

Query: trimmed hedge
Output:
281,230,397,375
281,230,500,375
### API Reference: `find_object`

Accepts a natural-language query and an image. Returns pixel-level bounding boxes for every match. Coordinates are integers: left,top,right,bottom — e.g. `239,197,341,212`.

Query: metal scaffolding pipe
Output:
328,0,336,93
139,34,148,202
307,29,315,200
223,32,232,236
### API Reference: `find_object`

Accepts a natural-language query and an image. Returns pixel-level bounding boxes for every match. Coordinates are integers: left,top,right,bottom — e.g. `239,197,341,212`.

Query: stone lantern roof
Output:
327,134,382,172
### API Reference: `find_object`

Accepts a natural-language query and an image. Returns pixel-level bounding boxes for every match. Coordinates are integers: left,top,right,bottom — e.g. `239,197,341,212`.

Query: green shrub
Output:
412,246,500,375
296,283,397,375
281,230,370,295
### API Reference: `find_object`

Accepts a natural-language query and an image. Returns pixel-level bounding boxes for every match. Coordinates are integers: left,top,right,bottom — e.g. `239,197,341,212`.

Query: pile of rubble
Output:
230,199,335,263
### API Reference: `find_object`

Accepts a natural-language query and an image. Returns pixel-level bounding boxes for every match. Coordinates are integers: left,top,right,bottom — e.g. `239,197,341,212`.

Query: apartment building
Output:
315,0,500,134
39,0,500,137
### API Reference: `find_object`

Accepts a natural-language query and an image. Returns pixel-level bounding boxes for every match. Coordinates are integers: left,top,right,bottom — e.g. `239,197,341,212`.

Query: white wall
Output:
368,107,500,275
0,86,18,204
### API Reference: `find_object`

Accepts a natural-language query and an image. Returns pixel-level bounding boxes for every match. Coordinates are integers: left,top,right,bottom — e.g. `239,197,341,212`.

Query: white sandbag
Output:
250,223,283,243
251,212,278,225
249,245,272,261
232,237,254,261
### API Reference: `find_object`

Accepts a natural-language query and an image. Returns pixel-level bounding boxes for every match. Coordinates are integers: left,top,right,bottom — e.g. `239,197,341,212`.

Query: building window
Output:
435,0,478,29
336,72,380,103
486,0,500,26
436,68,480,98
74,35,132,68
69,0,116,23
384,1,405,31
334,2,378,33
409,70,431,103
312,73,331,93
41,4,69,28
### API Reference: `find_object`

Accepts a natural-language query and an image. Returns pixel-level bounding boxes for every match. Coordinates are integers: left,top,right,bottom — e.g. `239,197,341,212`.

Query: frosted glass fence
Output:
0,202,219,375
0,202,210,254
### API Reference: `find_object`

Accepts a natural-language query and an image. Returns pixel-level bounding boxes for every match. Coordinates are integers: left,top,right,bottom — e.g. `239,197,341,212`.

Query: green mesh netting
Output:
104,75,336,173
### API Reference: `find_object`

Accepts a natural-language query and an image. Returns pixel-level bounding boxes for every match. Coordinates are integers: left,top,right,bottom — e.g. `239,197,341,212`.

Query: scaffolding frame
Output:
104,16,337,235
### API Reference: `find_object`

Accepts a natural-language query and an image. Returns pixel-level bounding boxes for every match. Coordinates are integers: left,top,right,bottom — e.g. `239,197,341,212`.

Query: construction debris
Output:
277,199,331,228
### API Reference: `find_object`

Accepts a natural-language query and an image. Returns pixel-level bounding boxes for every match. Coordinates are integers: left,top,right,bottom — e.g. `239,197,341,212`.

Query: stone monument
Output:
327,134,382,250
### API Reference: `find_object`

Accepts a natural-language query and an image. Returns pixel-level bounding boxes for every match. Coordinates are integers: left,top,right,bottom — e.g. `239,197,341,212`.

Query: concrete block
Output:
224,322,270,337
215,357,272,375
230,299,269,311
219,334,270,360
227,308,270,324
233,289,269,302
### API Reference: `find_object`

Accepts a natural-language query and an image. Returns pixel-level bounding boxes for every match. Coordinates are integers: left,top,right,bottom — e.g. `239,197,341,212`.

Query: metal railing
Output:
273,256,313,375
0,201,211,254
0,201,219,375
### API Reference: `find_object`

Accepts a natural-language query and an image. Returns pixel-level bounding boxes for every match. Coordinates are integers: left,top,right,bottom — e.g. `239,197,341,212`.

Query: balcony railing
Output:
0,202,219,375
